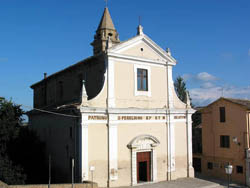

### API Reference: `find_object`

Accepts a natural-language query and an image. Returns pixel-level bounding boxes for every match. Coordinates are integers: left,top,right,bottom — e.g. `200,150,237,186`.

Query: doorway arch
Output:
127,135,160,185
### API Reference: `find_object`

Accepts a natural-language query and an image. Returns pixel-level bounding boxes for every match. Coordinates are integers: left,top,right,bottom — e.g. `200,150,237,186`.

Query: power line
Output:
22,105,80,118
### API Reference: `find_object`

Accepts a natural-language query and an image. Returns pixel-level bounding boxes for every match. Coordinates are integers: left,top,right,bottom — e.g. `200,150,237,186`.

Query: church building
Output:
28,7,195,187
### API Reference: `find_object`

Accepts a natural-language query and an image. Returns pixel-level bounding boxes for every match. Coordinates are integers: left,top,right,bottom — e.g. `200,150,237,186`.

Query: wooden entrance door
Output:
137,152,151,183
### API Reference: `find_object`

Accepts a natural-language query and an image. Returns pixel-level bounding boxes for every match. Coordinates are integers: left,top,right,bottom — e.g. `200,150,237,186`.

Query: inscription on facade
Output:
174,116,186,119
118,116,166,120
87,115,168,121
88,116,107,120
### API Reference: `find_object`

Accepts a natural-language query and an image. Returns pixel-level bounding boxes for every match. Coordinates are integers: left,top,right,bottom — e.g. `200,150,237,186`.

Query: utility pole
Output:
48,155,51,188
72,158,74,188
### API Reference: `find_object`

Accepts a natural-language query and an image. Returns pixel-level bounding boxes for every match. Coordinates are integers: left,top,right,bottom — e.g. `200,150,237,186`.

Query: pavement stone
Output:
195,173,248,188
111,178,221,188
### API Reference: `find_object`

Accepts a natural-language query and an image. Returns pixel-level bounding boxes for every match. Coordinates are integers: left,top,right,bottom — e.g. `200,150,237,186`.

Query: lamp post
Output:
225,163,233,188
90,166,95,188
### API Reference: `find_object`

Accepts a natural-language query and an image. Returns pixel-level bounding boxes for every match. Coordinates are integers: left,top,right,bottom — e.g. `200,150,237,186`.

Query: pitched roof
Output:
203,97,250,111
30,54,104,89
224,98,250,110
97,7,115,30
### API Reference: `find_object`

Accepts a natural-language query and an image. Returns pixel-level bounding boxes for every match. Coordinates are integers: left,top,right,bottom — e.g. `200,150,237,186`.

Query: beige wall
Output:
174,122,188,179
114,61,168,109
116,123,167,186
120,42,166,62
88,124,108,187
87,121,190,187
201,99,248,184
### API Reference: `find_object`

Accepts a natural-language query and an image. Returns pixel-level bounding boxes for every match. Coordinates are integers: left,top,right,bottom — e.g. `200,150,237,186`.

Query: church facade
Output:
28,8,195,187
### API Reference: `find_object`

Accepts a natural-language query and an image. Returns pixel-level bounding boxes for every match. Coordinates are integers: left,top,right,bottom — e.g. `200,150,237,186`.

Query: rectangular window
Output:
207,162,213,170
220,107,226,122
236,166,243,174
220,135,230,148
137,69,148,91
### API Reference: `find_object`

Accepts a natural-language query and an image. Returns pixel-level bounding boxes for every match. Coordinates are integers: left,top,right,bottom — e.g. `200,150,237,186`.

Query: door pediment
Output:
127,134,160,149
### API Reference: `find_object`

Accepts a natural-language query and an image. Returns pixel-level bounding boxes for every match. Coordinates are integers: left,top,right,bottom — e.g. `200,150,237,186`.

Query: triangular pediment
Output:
108,34,176,64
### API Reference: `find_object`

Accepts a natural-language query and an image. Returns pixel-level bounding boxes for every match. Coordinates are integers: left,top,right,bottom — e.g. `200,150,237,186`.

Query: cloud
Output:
181,72,218,82
200,82,215,89
196,72,217,82
189,85,250,107
182,74,192,81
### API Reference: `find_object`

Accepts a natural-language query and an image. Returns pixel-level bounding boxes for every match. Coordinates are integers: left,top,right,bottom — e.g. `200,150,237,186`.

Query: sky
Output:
0,0,250,109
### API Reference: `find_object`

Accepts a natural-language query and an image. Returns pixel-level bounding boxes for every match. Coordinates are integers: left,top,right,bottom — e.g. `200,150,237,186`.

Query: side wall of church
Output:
32,59,107,109
29,113,80,183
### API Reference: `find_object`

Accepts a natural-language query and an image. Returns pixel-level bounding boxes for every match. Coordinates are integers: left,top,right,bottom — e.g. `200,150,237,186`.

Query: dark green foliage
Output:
174,76,193,107
0,156,26,185
0,99,47,184
174,76,187,103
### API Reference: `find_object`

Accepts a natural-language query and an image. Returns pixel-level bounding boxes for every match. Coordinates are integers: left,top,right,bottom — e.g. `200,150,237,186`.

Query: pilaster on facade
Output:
186,110,195,177
107,58,115,108
167,113,176,174
81,114,89,181
166,65,174,109
108,114,118,181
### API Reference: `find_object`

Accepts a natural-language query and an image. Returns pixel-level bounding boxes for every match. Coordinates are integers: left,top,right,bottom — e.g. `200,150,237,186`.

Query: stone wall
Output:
7,183,97,188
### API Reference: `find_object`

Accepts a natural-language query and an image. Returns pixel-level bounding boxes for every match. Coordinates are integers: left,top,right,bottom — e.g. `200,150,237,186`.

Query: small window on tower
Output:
108,33,113,37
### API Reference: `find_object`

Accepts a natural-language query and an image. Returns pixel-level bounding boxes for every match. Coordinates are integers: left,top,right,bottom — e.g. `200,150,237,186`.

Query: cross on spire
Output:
105,0,108,7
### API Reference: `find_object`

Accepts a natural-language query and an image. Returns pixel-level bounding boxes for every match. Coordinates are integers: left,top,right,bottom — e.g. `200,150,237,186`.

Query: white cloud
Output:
200,82,215,89
182,74,192,81
181,72,218,82
189,85,250,107
196,72,217,82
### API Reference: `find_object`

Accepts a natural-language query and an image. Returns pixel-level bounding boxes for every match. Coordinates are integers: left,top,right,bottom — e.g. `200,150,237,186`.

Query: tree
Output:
174,76,188,103
0,99,26,184
0,99,47,185
174,76,194,107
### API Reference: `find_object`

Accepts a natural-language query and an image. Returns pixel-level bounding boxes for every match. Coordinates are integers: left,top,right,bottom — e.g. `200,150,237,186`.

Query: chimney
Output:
44,73,47,79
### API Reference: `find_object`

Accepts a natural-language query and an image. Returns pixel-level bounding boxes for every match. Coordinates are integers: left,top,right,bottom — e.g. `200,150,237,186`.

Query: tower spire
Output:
91,7,120,55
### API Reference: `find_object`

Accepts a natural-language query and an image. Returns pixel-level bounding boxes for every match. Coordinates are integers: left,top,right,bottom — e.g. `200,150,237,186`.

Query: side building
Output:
28,7,195,187
195,97,250,186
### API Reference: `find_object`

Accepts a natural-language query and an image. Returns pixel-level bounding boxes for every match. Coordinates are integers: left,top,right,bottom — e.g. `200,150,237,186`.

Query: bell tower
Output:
91,8,120,55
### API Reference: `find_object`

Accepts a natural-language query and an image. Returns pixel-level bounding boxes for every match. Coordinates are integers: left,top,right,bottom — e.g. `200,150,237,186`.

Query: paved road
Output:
195,173,248,188
112,178,221,188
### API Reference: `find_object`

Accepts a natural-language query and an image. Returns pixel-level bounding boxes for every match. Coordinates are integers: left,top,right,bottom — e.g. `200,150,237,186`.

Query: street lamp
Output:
225,164,233,188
